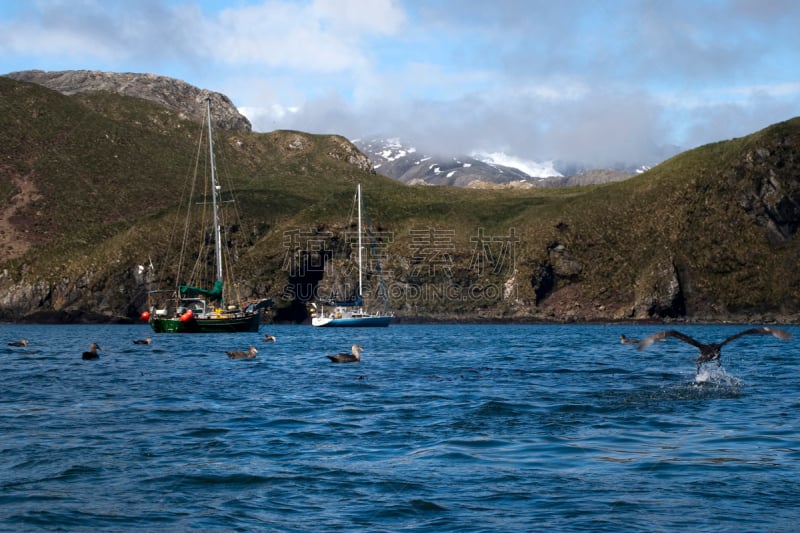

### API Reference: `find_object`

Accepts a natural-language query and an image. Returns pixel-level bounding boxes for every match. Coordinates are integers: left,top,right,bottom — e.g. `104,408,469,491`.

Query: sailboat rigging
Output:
310,183,393,327
144,98,267,333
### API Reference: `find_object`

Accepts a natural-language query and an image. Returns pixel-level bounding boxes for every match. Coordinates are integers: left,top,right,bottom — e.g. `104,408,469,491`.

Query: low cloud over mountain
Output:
354,138,666,188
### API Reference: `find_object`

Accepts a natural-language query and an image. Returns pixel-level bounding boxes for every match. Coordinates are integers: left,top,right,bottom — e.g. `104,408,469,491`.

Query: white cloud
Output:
208,0,404,72
726,82,800,99
211,4,359,71
239,103,298,125
310,0,405,34
1,0,799,168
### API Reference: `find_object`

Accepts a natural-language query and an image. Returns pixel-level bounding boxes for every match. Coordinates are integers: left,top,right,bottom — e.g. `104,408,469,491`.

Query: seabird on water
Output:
226,346,258,359
8,338,29,347
327,344,364,363
620,334,638,345
262,334,276,342
133,337,152,345
82,343,102,360
637,327,792,373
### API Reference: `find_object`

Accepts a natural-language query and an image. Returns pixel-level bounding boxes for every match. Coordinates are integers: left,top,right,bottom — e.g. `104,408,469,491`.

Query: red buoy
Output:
180,310,194,322
141,311,151,321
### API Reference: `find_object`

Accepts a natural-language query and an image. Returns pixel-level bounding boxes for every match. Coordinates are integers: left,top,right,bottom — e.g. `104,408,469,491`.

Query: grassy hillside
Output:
2,76,799,323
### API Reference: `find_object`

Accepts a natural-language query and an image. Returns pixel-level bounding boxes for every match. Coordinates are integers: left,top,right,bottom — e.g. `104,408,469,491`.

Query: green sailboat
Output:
146,99,266,333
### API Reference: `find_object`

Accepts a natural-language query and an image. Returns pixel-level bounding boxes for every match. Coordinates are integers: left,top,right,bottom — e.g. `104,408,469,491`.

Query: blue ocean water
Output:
1,323,799,531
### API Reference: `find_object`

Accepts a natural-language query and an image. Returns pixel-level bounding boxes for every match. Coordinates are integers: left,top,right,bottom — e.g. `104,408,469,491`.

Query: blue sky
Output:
1,0,799,167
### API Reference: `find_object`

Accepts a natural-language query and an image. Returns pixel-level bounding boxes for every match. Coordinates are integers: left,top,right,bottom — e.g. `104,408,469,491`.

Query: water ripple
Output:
1,323,799,531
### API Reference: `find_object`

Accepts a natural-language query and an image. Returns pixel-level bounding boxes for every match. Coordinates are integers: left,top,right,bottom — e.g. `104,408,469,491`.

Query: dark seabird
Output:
82,343,102,360
133,337,152,345
327,344,364,363
637,327,792,373
620,334,638,345
262,334,276,342
226,346,258,359
8,338,29,347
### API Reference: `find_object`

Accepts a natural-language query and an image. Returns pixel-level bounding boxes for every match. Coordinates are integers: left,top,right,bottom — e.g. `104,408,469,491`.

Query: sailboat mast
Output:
357,183,363,300
206,98,224,282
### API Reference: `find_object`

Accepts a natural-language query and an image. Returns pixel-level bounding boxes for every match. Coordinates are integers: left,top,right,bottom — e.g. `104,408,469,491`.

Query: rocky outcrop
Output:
275,132,375,172
528,243,583,306
5,69,252,132
327,138,375,173
0,264,146,323
632,257,685,319
734,144,800,244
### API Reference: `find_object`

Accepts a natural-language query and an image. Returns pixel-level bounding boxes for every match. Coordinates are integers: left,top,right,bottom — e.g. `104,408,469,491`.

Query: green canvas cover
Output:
179,280,224,301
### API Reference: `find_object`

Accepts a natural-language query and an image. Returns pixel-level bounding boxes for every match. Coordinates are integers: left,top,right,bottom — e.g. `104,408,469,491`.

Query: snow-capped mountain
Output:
353,138,672,188
354,138,559,187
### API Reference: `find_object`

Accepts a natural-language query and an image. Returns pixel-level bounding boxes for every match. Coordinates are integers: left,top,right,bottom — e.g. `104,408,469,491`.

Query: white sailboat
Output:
311,183,393,327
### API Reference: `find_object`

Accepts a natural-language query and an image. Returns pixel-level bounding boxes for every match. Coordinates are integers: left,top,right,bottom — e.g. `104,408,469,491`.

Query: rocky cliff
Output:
5,69,252,132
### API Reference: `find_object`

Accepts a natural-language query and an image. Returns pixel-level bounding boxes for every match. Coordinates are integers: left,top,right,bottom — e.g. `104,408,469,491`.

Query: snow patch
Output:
475,151,562,178
371,138,417,162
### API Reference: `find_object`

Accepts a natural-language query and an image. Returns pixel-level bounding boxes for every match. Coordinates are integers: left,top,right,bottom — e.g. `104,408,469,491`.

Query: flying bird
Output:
8,338,29,347
637,327,792,373
226,346,258,359
327,344,364,363
82,343,102,360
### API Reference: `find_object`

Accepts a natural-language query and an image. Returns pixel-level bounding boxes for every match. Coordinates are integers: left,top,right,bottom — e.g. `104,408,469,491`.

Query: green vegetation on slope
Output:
2,76,799,322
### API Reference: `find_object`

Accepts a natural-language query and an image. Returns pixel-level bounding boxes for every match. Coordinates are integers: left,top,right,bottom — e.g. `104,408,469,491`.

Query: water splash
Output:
694,364,742,388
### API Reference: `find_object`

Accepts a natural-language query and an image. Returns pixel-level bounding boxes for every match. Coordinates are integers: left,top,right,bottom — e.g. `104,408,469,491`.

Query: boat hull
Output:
150,311,261,333
312,315,392,327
